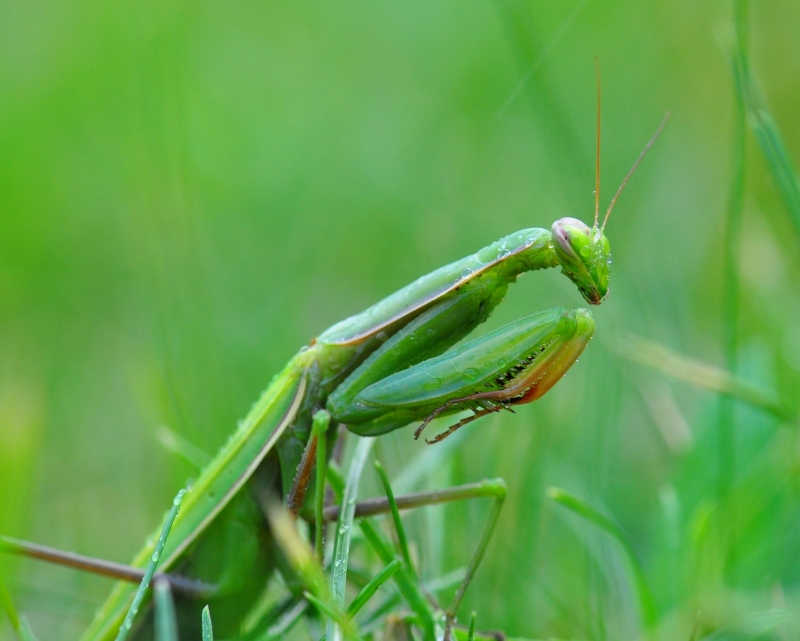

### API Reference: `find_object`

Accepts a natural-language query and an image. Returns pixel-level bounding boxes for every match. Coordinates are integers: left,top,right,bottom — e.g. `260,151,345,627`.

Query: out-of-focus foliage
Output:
1,0,800,639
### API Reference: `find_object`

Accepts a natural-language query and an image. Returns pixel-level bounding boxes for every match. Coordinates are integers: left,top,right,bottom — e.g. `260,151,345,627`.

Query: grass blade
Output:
153,578,178,641
548,487,657,627
327,436,375,641
155,426,212,470
358,518,436,640
0,573,39,641
115,489,186,641
373,460,415,579
0,573,22,634
724,7,800,236
702,609,792,640
303,591,347,627
313,410,331,561
260,599,309,641
346,558,402,618
201,605,213,641
617,335,793,421
326,463,345,502
750,109,800,232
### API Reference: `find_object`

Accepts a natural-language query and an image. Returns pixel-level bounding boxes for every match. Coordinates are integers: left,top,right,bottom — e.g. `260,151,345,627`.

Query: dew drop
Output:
580,246,591,257
463,367,479,379
376,331,388,342
423,378,442,391
461,267,473,278
151,553,159,562
426,328,436,336
496,248,510,259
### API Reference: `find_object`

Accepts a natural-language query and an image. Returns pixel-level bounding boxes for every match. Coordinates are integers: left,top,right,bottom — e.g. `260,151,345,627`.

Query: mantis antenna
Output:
602,110,671,230
594,57,602,228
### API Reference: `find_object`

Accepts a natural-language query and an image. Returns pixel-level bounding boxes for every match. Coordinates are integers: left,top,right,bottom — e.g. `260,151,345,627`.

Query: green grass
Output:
2,0,800,639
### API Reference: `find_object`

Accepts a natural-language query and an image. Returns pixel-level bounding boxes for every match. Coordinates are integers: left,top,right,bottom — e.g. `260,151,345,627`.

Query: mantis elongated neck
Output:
481,228,560,283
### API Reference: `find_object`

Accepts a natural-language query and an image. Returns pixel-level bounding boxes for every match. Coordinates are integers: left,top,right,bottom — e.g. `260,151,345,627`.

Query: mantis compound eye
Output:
551,217,611,305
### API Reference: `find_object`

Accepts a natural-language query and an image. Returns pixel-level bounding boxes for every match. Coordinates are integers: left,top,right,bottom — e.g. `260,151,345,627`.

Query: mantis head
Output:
549,63,667,307
551,218,610,305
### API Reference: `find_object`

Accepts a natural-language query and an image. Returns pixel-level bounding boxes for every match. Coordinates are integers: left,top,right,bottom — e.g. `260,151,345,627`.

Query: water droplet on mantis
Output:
463,367,479,379
461,267,473,278
423,378,442,391
580,246,591,257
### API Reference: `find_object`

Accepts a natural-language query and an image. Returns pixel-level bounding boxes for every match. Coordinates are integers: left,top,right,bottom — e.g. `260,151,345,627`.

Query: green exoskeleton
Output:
74,217,610,641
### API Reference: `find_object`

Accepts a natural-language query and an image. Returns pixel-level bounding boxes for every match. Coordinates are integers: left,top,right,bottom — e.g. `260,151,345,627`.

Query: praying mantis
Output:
1,81,668,641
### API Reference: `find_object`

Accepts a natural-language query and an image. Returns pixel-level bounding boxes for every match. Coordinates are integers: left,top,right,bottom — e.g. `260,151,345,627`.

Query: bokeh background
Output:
2,0,800,639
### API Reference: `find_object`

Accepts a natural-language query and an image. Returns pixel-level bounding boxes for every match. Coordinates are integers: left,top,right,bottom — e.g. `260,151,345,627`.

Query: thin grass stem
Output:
313,410,331,562
373,461,415,580
114,489,186,641
153,578,178,641
327,437,375,641
346,558,402,618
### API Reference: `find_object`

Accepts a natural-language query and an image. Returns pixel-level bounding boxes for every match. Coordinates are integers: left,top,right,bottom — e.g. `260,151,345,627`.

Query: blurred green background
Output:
2,0,800,639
